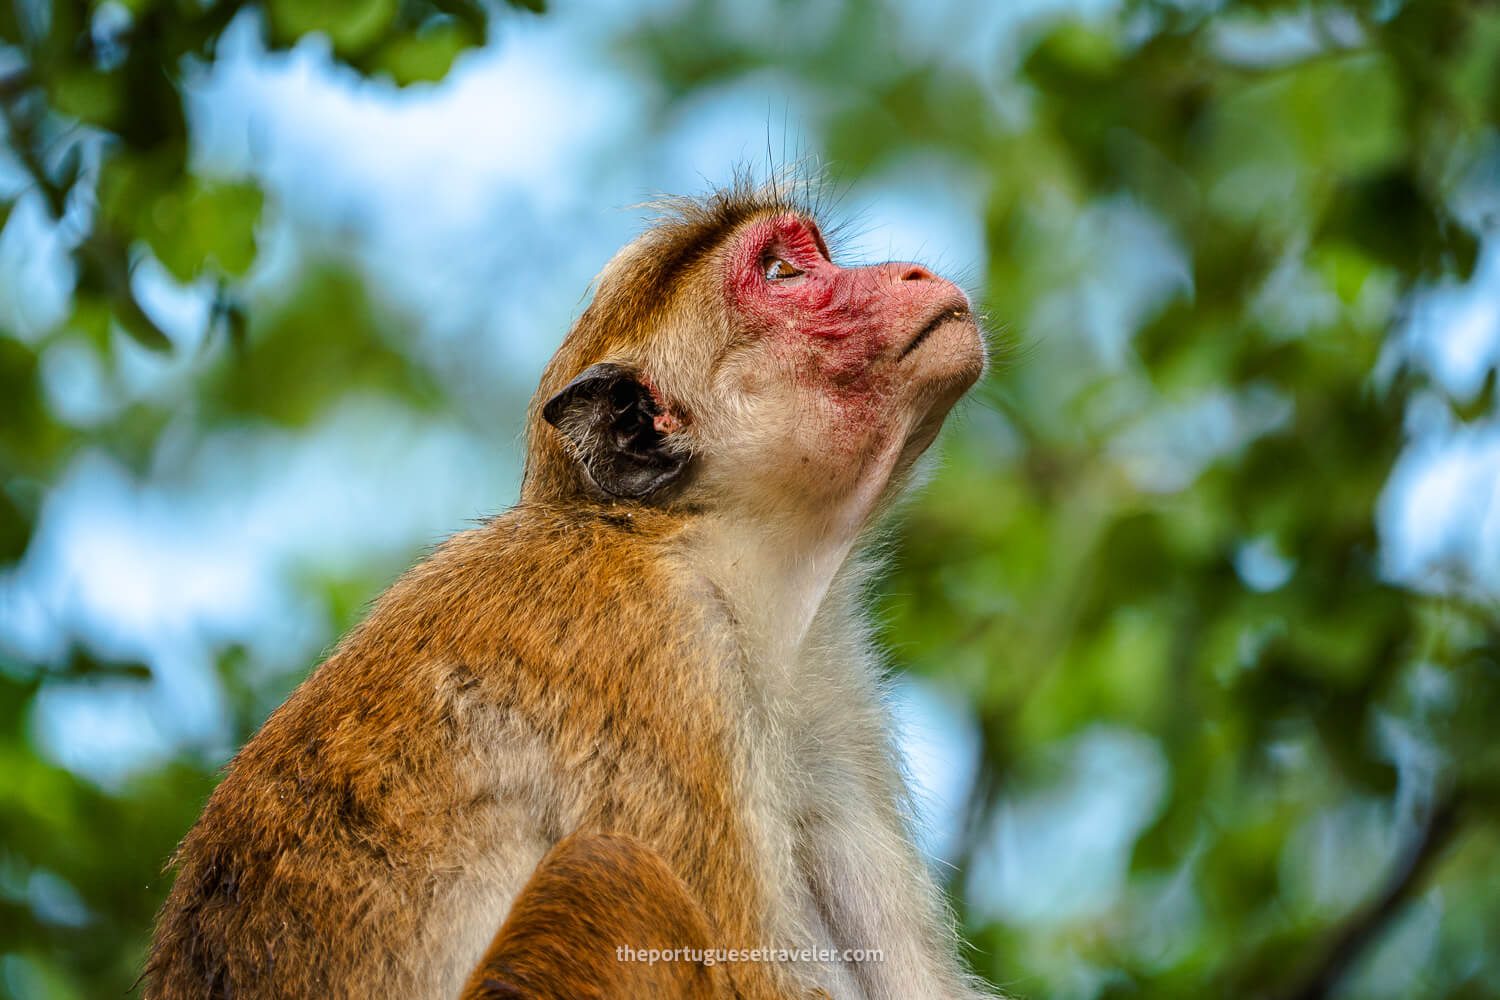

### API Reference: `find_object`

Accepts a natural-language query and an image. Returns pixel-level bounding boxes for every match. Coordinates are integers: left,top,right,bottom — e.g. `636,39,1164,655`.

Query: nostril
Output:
900,265,933,282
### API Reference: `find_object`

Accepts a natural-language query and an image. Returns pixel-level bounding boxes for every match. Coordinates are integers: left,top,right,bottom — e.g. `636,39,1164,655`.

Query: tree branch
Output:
1269,789,1465,1000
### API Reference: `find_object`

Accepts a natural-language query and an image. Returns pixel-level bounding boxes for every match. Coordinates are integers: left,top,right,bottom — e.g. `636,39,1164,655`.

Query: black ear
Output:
542,362,688,500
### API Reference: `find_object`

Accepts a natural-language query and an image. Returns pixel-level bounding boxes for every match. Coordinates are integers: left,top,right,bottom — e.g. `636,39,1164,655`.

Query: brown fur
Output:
145,181,990,1000
144,504,793,997
459,831,732,1000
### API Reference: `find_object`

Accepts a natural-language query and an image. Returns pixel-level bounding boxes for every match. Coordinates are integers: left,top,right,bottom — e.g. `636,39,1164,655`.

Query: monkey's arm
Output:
460,831,732,1000
545,717,827,1000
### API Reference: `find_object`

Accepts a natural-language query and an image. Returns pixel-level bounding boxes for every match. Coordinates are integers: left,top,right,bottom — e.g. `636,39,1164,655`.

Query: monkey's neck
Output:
691,512,860,662
689,435,911,663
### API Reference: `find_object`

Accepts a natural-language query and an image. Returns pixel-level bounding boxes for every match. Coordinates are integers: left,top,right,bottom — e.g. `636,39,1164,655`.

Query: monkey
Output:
144,178,991,1000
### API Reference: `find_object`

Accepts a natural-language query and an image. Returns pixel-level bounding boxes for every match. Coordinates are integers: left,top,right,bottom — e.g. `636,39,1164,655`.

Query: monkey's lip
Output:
898,307,974,361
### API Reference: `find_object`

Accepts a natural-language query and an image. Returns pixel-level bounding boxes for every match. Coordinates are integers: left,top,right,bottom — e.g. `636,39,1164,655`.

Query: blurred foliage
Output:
2,1,1499,999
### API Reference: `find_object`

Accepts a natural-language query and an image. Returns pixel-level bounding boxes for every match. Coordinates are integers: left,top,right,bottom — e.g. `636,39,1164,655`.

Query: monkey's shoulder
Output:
241,503,704,746
191,505,715,828
398,500,680,586
366,502,696,647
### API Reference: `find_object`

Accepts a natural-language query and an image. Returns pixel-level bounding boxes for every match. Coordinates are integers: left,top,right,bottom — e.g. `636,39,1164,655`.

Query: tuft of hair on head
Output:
635,159,854,263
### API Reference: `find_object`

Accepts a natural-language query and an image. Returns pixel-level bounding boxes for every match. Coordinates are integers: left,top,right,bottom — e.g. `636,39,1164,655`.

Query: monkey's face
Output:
701,212,985,518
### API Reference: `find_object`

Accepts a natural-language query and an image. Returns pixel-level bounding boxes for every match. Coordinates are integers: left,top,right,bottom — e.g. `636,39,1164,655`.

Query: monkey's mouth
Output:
898,308,973,361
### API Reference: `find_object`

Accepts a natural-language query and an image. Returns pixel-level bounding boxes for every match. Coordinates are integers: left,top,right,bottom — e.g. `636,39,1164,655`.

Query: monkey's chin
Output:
893,320,984,467
912,318,985,400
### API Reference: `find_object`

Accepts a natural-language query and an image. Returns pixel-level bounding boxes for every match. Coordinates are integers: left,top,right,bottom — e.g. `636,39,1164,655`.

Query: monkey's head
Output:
524,183,985,531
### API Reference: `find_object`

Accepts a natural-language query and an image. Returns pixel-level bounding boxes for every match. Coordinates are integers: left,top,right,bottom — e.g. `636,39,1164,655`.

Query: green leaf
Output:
99,153,264,281
48,68,125,130
175,180,264,278
267,0,401,58
368,20,480,85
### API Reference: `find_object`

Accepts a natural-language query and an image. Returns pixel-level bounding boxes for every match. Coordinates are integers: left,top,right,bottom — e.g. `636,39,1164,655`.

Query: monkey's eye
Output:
763,257,804,282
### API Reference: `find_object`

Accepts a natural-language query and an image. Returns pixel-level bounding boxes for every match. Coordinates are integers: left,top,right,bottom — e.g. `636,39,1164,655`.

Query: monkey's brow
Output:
754,214,824,254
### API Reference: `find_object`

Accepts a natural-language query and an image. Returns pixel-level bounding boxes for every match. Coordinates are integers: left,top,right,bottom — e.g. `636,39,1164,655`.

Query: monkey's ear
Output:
542,363,688,500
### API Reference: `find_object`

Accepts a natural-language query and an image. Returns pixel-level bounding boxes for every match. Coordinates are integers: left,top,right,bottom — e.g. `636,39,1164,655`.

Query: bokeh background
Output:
2,0,1498,997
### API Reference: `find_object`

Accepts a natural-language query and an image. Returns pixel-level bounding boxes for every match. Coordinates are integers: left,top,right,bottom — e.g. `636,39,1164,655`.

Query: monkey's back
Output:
143,504,738,999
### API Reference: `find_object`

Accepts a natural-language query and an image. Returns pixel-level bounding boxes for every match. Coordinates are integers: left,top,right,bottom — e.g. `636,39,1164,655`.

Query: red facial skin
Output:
729,214,971,377
724,213,976,459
